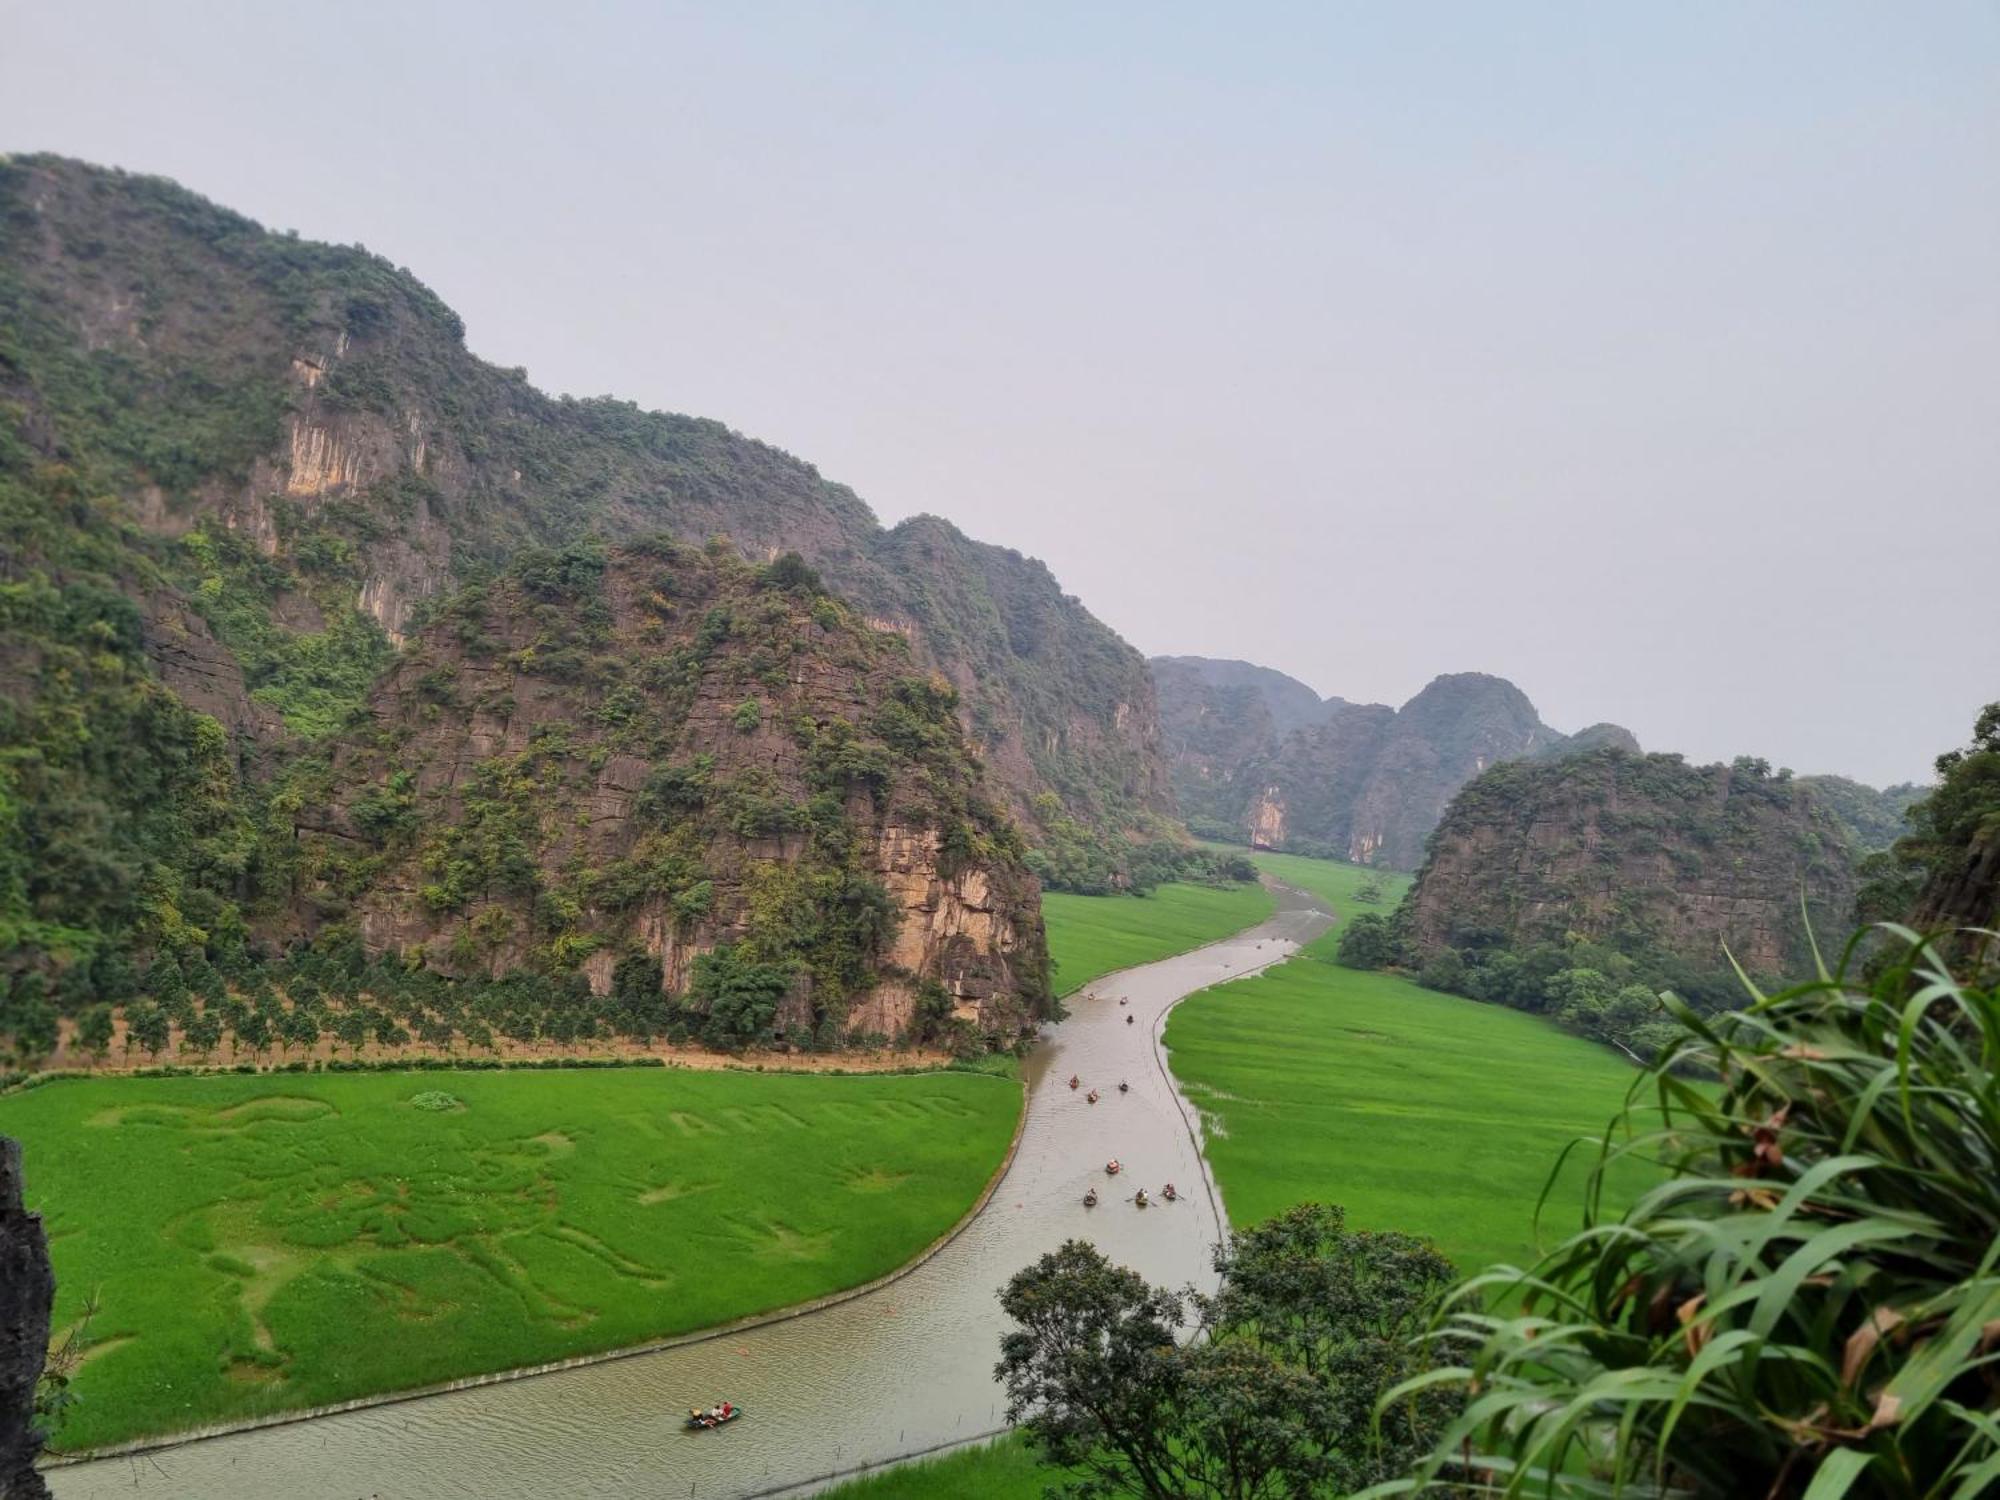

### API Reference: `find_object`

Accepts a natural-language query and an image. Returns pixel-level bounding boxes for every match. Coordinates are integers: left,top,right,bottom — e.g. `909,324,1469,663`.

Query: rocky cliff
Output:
0,1140,52,1500
1402,749,1858,980
0,153,1170,978
1153,659,1614,868
291,542,1050,1042
1890,704,1999,970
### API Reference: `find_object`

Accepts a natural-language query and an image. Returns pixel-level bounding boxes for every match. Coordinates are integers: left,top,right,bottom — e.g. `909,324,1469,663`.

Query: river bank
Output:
45,884,1329,1499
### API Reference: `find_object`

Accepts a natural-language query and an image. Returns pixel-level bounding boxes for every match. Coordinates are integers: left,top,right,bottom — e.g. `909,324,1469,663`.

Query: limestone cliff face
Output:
293,544,1051,1042
1247,787,1286,850
1342,675,1567,870
0,1140,53,1500
1403,749,1857,980
1152,659,1609,869
1,155,1170,852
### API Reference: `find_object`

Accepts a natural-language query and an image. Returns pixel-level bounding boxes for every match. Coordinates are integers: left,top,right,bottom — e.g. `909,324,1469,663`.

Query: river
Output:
47,883,1331,1500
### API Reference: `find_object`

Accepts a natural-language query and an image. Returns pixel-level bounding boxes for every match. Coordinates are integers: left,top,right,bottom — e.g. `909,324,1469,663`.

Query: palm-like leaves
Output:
1373,927,2000,1499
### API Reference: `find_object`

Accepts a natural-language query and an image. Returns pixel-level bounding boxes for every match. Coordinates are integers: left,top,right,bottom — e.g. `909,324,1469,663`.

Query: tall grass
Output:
1379,928,2000,1499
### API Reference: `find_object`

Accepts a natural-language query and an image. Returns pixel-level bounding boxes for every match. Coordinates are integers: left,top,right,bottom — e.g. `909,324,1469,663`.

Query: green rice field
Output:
1165,852,1650,1271
2,1066,1020,1451
821,1433,1049,1499
1042,880,1275,997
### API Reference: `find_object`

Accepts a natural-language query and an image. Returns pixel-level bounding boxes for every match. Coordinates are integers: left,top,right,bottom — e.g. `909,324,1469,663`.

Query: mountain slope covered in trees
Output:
0,154,1172,999
1338,747,1862,1058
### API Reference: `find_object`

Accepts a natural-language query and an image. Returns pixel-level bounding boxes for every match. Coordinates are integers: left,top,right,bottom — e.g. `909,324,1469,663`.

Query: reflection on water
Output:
48,888,1329,1500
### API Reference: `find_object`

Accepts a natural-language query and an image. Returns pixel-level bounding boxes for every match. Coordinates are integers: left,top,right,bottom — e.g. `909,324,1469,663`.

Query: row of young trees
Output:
0,940,944,1076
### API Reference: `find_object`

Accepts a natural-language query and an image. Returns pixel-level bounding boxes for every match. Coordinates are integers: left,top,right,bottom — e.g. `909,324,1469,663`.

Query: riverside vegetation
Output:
0,1067,1018,1451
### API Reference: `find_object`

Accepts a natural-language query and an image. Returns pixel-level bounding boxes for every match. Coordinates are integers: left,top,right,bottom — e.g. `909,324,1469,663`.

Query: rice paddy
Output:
1042,880,1275,997
3,1066,1019,1451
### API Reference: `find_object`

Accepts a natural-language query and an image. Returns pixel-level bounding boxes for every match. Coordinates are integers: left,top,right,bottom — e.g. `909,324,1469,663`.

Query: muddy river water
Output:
48,884,1330,1499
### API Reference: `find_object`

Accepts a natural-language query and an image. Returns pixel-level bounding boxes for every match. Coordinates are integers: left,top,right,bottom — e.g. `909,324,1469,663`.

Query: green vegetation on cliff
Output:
1340,748,1860,1061
0,154,1172,1007
2,1066,1019,1451
1863,702,2000,969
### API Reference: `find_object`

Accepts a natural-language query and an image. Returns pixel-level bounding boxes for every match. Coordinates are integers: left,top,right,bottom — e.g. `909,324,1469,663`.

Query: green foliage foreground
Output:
1382,930,2000,1499
1,1067,1019,1451
999,1206,1457,1499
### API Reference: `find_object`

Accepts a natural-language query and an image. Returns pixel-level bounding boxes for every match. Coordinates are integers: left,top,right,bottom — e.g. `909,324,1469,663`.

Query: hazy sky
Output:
5,2,1995,785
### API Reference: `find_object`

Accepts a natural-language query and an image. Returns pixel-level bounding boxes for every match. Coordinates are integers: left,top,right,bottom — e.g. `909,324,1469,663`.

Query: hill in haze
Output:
1153,656,1631,868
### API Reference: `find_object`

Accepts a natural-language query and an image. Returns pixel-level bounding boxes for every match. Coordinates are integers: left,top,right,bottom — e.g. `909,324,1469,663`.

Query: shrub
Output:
1384,928,2000,1498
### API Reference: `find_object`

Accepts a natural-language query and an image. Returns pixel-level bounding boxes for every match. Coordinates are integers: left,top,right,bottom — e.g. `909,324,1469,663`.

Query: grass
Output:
2,1067,1020,1451
819,1433,1050,1498
1042,880,1275,997
1164,850,1652,1271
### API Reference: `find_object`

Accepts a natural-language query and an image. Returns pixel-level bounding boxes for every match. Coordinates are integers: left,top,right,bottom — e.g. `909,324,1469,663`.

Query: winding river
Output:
47,883,1331,1499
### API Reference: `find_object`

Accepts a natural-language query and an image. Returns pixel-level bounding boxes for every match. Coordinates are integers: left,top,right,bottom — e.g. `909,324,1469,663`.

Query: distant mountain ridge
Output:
1152,656,1634,868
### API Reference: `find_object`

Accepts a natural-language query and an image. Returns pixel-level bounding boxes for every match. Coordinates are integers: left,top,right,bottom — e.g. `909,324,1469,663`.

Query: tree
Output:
331,1009,367,1058
126,1001,170,1061
232,1006,271,1061
1385,929,2000,1498
185,1010,222,1062
998,1207,1456,1499
610,953,668,1043
5,982,60,1070
1336,913,1399,970
76,1005,115,1066
686,946,791,1050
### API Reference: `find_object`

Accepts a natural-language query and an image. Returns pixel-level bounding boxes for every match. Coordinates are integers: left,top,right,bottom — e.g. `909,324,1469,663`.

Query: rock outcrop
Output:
1402,748,1857,980
0,1139,53,1500
295,543,1050,1042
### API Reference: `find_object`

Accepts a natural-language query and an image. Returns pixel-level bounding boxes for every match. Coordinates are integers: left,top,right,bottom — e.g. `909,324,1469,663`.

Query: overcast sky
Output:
4,2,1994,785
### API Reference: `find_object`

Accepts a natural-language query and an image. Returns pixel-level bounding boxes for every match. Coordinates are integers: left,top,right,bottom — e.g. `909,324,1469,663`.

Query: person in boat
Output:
1087,1089,1099,1104
1117,1079,1129,1092
1106,1158,1121,1174
1134,1188,1149,1207
1068,1074,1080,1089
1161,1182,1177,1201
1127,1015,1135,1025
1083,1188,1098,1207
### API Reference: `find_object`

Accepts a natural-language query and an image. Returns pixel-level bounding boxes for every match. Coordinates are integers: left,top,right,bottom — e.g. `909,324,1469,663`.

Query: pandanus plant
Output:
1370,925,2000,1500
